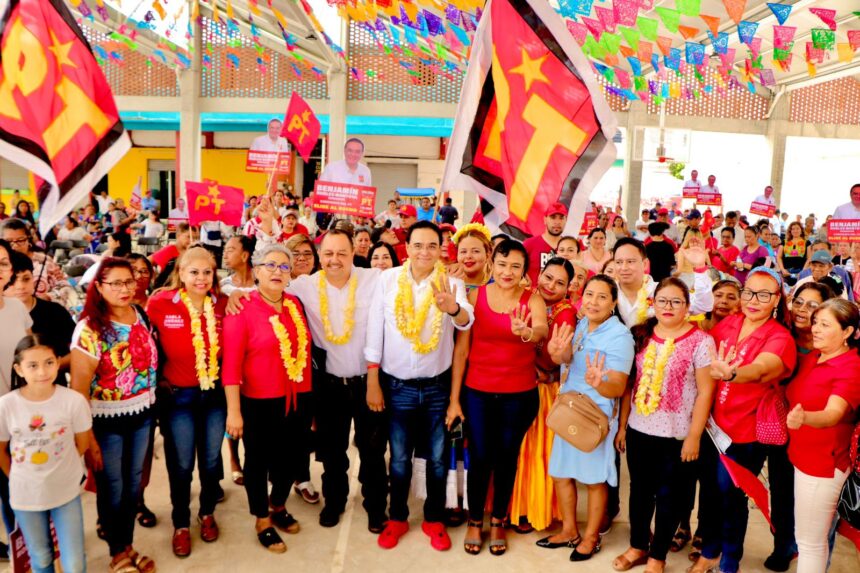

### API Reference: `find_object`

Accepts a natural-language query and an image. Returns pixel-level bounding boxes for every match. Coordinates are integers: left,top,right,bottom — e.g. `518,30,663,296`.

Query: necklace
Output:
394,260,446,354
179,290,220,390
260,290,284,305
319,271,357,345
269,299,309,382
634,337,675,416
634,277,650,325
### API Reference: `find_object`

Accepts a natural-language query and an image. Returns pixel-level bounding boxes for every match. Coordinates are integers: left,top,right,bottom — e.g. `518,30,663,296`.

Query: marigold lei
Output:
180,290,220,390
634,337,675,416
269,300,309,382
635,277,651,325
394,260,446,354
451,222,491,245
318,271,357,345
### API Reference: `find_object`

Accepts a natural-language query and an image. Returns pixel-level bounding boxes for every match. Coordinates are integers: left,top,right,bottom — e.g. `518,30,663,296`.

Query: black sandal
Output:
670,526,692,552
271,510,300,534
257,527,286,553
510,517,534,535
136,504,156,528
463,519,483,555
445,507,467,528
489,519,507,556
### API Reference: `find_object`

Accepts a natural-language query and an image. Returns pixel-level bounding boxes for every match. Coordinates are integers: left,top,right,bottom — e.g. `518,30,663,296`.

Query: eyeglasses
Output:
792,298,820,311
258,262,291,273
740,288,779,303
654,297,686,309
132,269,151,278
101,279,138,291
293,251,313,260
6,237,28,246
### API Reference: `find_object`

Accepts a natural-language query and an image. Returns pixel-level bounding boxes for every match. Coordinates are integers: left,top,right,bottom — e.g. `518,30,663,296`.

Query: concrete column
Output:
177,24,202,199
327,69,348,163
621,101,647,218
765,91,791,207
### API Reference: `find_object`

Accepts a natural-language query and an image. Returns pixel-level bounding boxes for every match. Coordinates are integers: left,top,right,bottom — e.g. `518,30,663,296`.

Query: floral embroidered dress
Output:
71,309,158,417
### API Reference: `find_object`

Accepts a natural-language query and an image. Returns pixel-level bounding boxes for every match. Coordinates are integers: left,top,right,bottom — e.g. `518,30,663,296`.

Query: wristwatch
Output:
724,367,737,382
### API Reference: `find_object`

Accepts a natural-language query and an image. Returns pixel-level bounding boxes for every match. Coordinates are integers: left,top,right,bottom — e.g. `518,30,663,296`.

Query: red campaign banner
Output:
683,187,699,199
827,219,860,243
312,181,377,217
186,181,244,226
579,212,598,235
245,150,292,174
696,191,723,207
749,201,776,217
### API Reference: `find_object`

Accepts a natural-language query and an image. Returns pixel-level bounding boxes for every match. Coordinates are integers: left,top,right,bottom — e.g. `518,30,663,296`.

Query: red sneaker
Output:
422,521,451,551
378,520,409,549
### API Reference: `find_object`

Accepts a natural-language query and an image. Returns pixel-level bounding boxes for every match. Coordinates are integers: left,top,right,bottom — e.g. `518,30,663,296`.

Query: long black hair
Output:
631,277,690,354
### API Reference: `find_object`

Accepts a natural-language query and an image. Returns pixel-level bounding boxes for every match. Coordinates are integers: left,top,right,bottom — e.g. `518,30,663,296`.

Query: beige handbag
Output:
546,391,615,453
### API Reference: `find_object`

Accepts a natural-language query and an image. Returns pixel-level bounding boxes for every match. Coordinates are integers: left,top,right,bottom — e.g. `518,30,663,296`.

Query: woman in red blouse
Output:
690,267,797,573
222,244,312,554
146,247,227,557
786,299,860,572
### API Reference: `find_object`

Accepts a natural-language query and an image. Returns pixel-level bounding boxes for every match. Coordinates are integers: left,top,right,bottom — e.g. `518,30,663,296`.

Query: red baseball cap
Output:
545,202,568,217
657,208,669,215
398,204,417,217
439,223,457,234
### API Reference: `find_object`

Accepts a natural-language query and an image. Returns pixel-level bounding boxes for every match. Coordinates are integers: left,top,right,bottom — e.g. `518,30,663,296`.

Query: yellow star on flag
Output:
48,31,77,70
509,47,549,92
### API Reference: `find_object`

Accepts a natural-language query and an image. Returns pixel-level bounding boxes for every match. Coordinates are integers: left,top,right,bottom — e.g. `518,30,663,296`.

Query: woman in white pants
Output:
786,299,860,572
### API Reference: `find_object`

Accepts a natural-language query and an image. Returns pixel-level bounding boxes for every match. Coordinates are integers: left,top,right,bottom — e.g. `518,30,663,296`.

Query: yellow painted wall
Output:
108,148,282,201
108,148,176,203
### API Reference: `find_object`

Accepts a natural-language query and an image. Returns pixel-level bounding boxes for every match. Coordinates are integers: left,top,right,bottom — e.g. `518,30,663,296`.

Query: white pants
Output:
794,466,849,573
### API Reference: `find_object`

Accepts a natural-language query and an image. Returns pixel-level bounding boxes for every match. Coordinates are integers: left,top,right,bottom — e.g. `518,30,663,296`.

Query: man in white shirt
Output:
286,229,389,532
95,189,112,215
683,169,701,192
365,221,473,551
375,199,401,229
249,119,291,153
832,184,860,220
319,138,373,187
168,198,189,221
724,211,746,249
700,174,720,195
633,208,651,241
753,185,777,206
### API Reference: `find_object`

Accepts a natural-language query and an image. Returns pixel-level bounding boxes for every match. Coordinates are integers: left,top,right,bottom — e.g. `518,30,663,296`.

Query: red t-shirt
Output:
146,290,227,388
393,227,408,263
712,245,740,274
151,244,179,271
711,314,797,443
523,235,555,284
787,350,860,477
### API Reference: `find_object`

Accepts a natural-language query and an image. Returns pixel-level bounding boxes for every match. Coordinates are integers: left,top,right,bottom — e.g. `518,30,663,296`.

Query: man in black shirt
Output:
438,197,459,226
645,222,676,282
5,252,75,381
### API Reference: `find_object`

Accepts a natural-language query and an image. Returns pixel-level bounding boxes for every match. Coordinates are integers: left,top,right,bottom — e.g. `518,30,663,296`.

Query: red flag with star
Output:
0,0,130,236
187,180,244,226
441,0,617,238
281,91,320,162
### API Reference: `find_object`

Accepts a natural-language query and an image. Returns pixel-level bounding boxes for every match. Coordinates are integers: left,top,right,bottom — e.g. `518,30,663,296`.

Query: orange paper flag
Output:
722,0,746,25
657,36,673,56
700,14,721,37
678,25,699,40
619,45,635,58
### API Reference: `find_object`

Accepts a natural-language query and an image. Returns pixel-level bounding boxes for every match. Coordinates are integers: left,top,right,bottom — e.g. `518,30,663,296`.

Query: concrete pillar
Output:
765,91,791,207
621,101,648,218
327,69,348,163
177,25,202,199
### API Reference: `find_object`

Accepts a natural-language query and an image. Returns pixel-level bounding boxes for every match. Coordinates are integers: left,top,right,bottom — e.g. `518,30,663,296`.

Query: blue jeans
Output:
160,386,227,528
93,410,153,556
14,496,86,573
464,387,539,522
384,370,450,523
702,441,767,573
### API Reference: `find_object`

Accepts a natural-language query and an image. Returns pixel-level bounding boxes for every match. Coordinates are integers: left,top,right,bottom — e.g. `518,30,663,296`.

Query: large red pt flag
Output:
440,0,617,238
186,181,244,226
281,92,320,162
0,0,130,235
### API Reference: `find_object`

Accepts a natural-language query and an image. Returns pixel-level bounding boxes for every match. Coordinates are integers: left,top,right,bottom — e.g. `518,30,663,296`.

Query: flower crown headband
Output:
451,222,492,246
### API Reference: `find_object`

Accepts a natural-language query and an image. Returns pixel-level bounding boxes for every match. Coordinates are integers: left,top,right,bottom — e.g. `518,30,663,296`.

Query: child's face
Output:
14,346,58,387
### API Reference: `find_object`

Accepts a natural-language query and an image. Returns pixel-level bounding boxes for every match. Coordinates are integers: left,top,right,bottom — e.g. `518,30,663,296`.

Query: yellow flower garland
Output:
269,299,309,382
394,260,446,354
318,271,357,345
179,290,220,391
451,222,491,245
634,337,675,416
634,277,651,325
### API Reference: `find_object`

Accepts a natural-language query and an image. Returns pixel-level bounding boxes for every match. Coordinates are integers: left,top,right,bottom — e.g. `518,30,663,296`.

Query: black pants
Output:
464,387,539,521
241,396,295,518
290,392,314,484
314,374,388,516
627,428,694,561
765,444,797,559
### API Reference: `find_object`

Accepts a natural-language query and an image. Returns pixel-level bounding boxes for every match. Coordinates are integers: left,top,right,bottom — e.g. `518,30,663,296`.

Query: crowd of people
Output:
0,176,858,573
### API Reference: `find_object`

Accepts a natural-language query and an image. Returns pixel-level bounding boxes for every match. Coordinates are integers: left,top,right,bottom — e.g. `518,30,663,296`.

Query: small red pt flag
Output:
0,0,130,235
281,92,320,162
186,181,244,226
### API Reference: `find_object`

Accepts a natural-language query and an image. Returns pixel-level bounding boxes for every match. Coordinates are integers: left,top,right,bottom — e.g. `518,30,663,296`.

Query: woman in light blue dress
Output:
542,275,635,561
